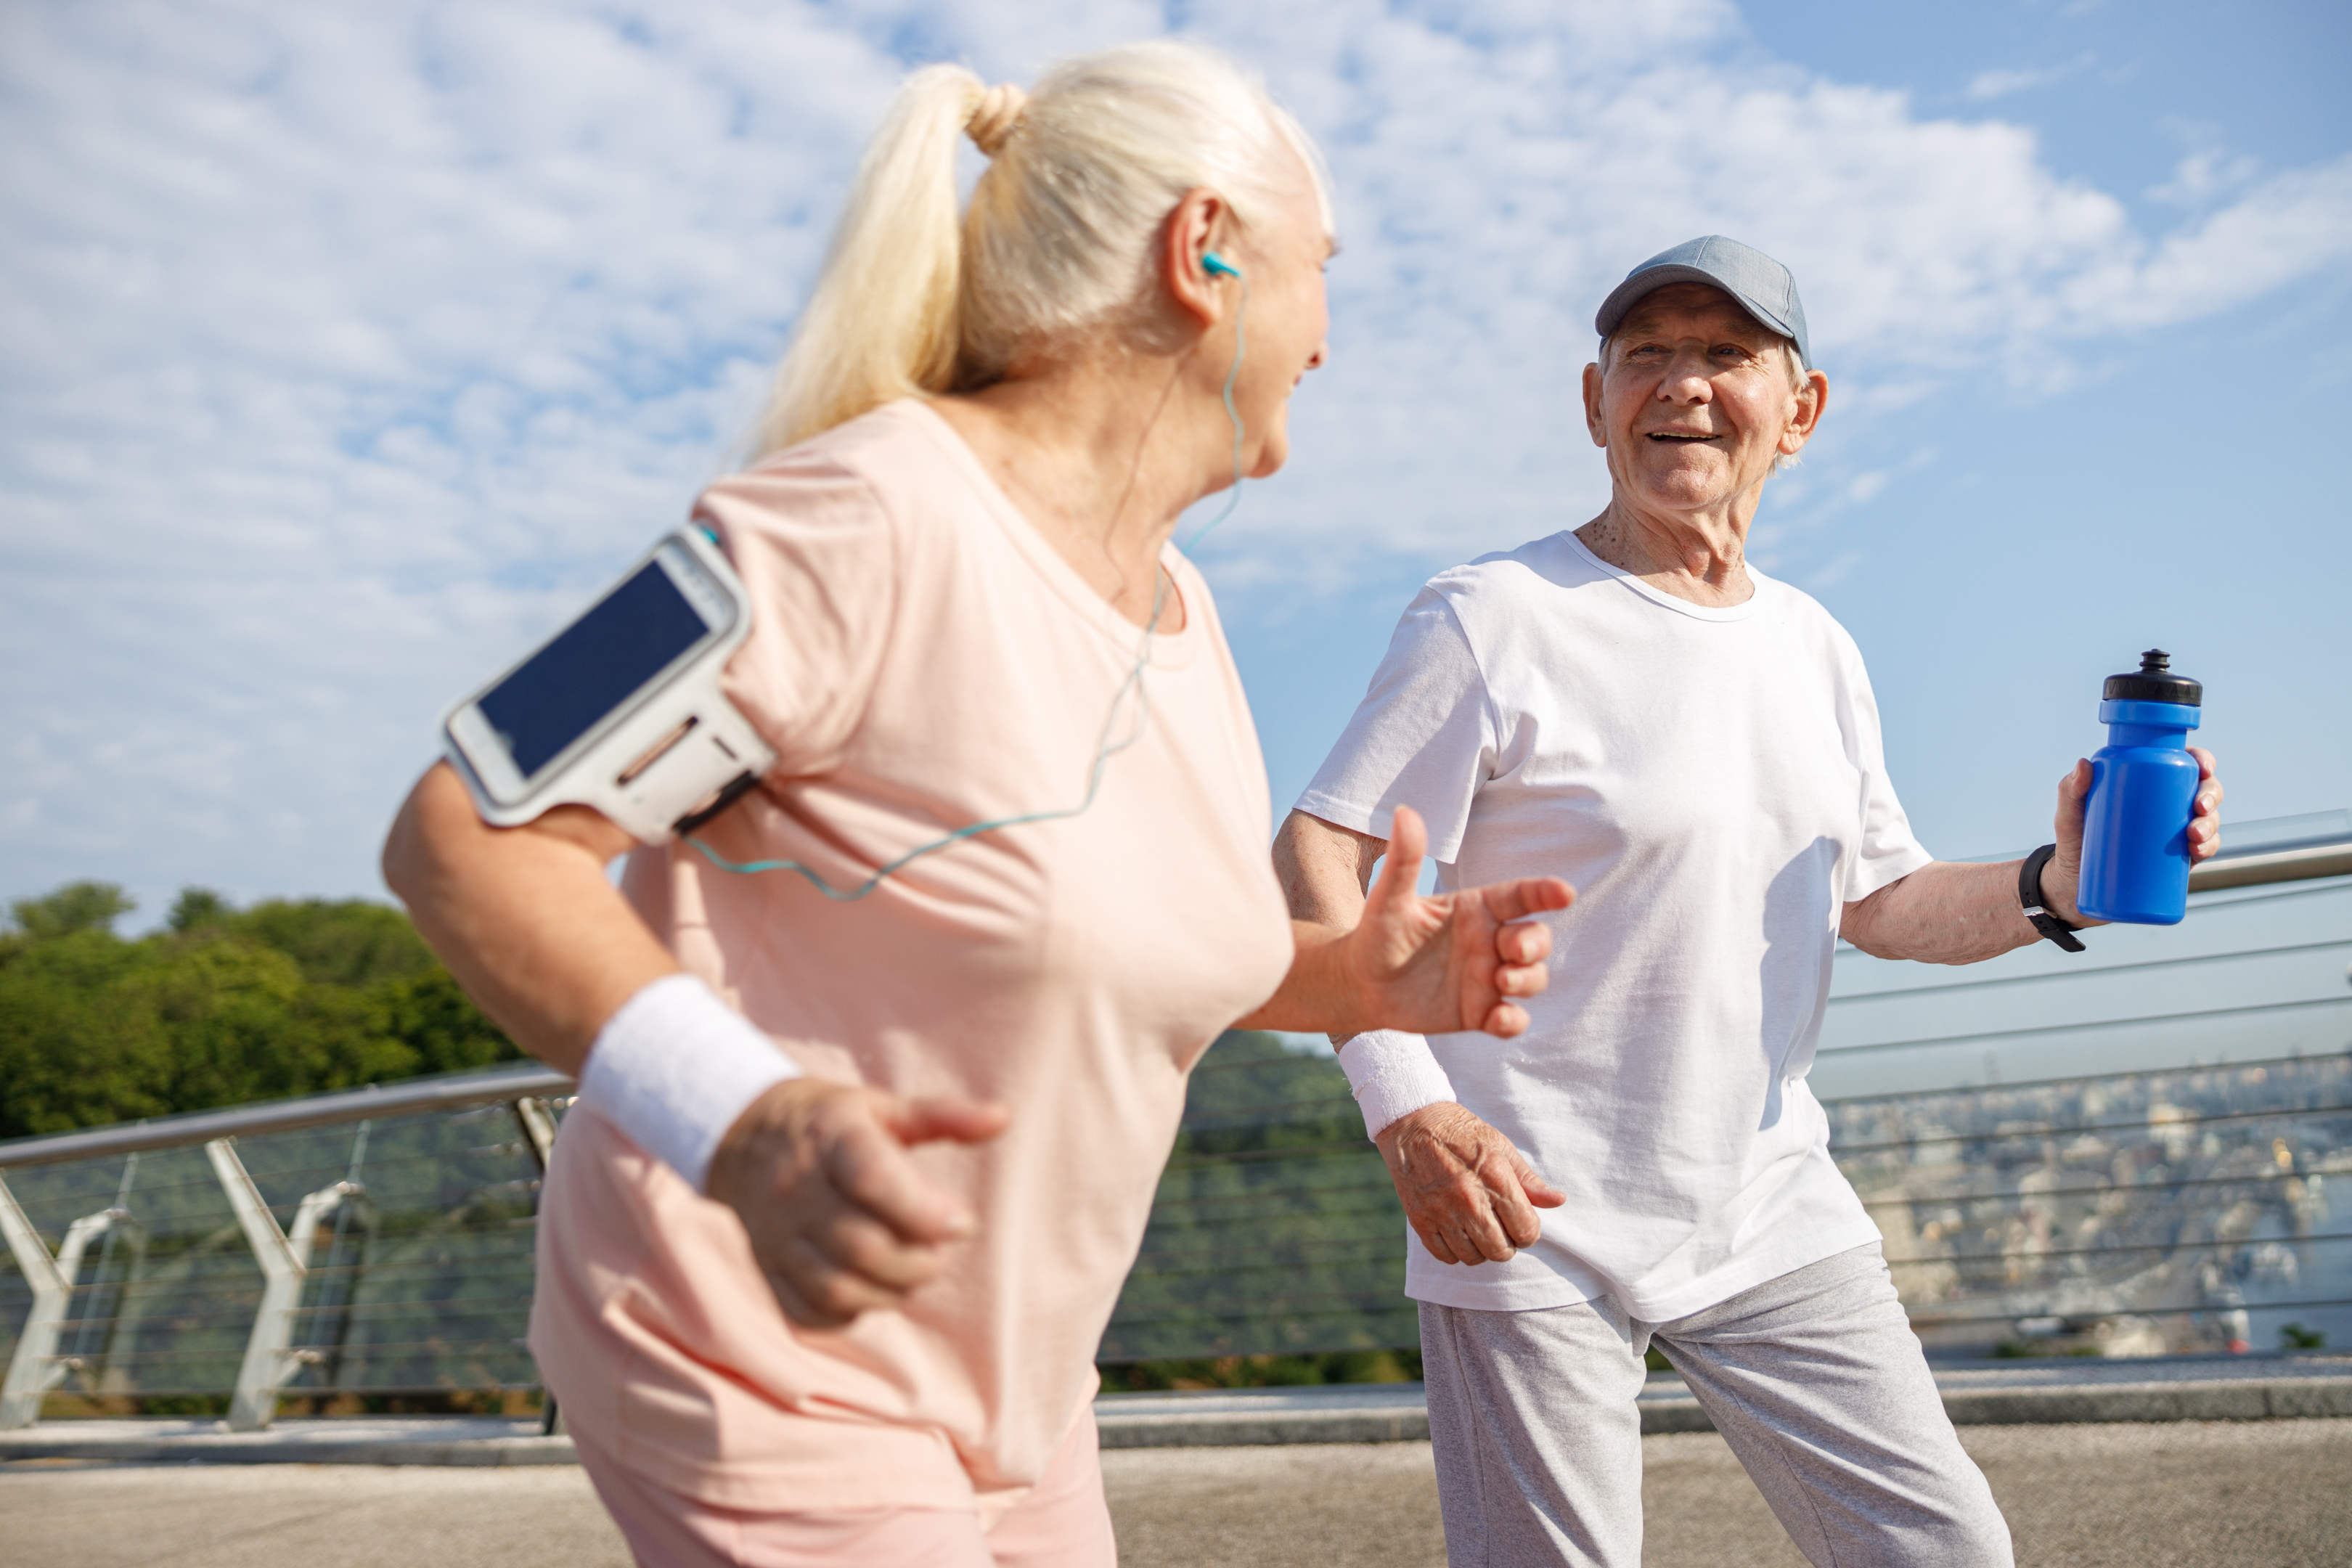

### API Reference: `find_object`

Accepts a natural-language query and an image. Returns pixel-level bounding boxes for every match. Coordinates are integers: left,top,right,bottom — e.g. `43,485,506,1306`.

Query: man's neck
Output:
1576,498,1756,609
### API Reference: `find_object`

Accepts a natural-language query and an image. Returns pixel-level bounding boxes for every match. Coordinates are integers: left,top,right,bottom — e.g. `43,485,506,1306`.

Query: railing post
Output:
1,1176,130,1430
0,1174,67,1430
206,1138,362,1432
511,1098,558,1171
509,1097,563,1436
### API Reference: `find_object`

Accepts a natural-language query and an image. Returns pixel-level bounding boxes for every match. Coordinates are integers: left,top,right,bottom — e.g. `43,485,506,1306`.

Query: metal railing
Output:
0,1066,570,1429
4,822,2347,1422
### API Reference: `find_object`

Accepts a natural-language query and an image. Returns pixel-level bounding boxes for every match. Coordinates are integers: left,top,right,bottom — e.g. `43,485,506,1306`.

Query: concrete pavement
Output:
9,1353,2346,1468
4,1418,2348,1567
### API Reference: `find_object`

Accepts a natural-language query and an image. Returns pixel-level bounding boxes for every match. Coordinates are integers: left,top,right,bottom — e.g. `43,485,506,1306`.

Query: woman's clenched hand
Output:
706,1080,1010,1328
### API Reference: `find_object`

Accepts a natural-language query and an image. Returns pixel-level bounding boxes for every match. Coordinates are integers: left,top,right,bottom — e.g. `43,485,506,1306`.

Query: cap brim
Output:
1594,265,1805,364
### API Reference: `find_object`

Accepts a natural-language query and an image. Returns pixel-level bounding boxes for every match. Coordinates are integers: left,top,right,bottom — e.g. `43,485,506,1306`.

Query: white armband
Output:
576,974,802,1192
1336,1030,1457,1140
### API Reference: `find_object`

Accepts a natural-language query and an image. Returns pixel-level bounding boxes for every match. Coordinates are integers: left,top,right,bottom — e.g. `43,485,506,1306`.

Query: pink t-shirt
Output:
529,399,1294,1513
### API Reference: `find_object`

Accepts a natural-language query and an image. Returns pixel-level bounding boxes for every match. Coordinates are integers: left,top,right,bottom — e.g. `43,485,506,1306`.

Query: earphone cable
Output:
686,264,1247,900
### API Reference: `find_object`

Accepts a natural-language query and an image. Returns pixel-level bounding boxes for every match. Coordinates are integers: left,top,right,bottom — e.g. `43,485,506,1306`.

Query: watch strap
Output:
2019,844,2087,952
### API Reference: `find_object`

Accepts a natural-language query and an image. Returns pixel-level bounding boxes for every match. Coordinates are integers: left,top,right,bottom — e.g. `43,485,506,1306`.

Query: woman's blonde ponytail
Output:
754,43,1331,460
756,65,985,454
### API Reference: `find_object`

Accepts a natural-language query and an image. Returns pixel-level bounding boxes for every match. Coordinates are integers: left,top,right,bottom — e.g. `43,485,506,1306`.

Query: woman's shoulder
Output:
703,401,967,546
735,399,944,489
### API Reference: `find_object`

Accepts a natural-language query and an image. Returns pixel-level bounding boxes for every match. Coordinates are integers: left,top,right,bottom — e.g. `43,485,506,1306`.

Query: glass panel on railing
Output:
3,1142,248,1408
226,1105,546,1406
1103,1032,1417,1364
1816,875,2352,1098
0,1251,20,1372
0,1098,556,1415
1832,1051,2352,1355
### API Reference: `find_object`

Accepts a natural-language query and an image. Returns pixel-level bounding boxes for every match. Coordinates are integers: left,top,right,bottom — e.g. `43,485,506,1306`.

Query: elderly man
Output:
1275,237,2224,1567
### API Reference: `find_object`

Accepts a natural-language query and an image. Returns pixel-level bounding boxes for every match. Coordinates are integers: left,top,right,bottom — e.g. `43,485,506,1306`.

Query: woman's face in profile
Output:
1227,152,1334,481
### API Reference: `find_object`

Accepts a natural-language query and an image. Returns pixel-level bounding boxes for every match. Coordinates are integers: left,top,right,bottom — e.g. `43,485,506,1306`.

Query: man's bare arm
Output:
1274,808,1386,922
1842,751,2223,964
1272,809,1385,1042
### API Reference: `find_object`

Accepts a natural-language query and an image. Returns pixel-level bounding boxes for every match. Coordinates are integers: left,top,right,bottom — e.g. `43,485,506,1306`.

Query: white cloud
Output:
1,0,2348,911
2065,152,2352,332
1964,54,2097,102
2148,148,2263,208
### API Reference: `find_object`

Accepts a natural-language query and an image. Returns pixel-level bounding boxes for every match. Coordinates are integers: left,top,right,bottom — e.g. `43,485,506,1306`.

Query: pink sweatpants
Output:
573,1405,1118,1568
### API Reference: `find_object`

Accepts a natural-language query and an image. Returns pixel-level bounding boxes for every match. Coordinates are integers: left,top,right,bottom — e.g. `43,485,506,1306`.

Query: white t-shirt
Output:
1297,531,1930,1322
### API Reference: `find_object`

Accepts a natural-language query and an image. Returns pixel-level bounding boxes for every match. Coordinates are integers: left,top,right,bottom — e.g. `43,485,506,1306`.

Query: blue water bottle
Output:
2076,650,2202,925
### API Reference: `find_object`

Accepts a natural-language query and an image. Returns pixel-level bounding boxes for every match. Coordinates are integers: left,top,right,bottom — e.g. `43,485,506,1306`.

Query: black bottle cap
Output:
2103,648,2202,706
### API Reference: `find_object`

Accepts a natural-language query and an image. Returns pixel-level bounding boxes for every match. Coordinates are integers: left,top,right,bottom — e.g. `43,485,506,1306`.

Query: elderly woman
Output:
383,43,1565,1568
1276,236,2224,1568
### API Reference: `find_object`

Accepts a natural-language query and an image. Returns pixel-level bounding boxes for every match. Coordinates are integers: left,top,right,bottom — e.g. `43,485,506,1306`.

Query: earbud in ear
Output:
1202,252,1241,279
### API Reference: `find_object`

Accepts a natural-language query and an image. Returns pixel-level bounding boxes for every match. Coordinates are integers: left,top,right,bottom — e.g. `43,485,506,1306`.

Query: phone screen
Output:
479,560,712,780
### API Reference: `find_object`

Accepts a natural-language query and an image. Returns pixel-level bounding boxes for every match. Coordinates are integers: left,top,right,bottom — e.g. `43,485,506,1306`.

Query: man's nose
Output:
1654,350,1714,402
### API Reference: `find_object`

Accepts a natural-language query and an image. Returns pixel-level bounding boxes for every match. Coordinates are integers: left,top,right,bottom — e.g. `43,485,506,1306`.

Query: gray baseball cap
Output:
1593,235,1812,369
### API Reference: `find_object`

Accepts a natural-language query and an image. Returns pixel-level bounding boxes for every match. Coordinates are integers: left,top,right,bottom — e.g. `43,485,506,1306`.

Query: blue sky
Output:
4,0,2348,927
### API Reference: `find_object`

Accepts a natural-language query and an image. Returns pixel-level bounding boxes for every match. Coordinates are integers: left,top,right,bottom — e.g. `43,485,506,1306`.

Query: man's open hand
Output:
706,1079,1010,1328
1375,1101,1564,1265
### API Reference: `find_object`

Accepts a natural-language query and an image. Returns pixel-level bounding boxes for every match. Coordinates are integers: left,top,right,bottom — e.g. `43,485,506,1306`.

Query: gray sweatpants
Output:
1419,1244,2012,1567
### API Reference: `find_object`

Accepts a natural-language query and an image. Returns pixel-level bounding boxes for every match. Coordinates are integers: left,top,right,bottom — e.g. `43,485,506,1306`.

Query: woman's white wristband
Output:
1336,1031,1457,1140
576,974,801,1192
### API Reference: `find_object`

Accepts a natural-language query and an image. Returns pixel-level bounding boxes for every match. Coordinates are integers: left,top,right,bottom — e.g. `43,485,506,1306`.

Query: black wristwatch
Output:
2018,844,2086,952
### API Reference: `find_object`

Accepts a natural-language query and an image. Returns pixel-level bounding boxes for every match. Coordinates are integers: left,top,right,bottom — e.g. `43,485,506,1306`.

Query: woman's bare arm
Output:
380,761,677,1074
1239,807,1568,1038
381,761,1003,1327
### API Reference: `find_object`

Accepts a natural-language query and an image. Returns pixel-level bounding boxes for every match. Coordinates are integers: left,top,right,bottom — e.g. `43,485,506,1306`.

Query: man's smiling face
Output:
1584,282,1813,519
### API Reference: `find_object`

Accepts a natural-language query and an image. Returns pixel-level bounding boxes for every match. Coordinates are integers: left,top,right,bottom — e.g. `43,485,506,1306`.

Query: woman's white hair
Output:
755,41,1332,457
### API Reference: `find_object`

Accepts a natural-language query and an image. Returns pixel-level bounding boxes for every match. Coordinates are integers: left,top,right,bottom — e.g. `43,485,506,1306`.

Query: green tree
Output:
370,968,523,1077
219,899,438,989
167,888,233,932
9,881,135,941
0,882,522,1140
0,928,177,1134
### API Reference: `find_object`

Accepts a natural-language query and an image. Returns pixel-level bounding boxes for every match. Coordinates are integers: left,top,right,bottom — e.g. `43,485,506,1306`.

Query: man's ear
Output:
1581,362,1606,449
1781,369,1829,456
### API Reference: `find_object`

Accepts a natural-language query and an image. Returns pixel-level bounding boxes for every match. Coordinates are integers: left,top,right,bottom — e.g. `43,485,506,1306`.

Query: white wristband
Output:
1336,1030,1457,1140
576,974,802,1192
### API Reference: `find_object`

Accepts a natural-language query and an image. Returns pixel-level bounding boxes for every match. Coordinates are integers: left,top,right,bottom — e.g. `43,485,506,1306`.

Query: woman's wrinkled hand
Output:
1346,805,1575,1038
706,1079,1010,1328
1374,1101,1565,1265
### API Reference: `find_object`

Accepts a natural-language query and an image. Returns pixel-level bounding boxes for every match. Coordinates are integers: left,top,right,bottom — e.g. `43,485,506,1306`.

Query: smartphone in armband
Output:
441,528,778,844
